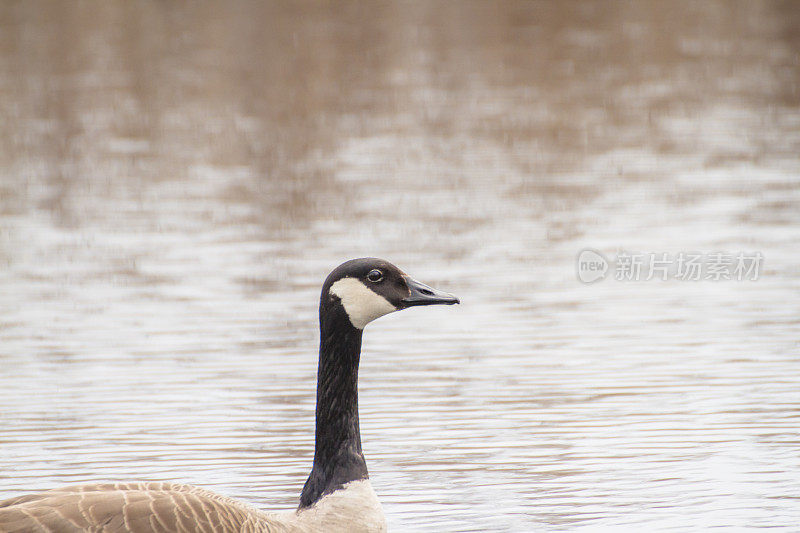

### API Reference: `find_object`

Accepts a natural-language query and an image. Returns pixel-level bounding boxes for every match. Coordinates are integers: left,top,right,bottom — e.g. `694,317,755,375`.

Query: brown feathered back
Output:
0,482,292,533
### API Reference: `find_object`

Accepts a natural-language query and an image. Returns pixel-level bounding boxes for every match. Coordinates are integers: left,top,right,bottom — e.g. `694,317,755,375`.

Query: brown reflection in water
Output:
3,2,797,230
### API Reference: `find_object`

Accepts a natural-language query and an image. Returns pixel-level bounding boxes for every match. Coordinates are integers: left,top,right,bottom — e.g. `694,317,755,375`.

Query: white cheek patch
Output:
329,278,396,329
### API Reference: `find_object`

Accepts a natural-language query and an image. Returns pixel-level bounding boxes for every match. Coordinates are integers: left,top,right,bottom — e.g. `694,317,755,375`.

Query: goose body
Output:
0,480,383,532
0,258,458,533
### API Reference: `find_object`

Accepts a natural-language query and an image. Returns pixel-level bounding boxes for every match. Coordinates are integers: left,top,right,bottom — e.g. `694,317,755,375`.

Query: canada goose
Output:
0,258,459,533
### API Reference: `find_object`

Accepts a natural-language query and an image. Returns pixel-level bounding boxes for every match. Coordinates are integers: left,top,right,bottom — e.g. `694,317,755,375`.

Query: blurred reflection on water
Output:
1,1,799,531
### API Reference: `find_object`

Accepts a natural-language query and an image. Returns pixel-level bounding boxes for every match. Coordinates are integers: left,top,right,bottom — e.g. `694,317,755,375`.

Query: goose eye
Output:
367,269,383,283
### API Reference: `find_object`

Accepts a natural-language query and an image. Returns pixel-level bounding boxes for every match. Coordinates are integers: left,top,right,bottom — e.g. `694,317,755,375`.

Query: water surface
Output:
1,1,799,531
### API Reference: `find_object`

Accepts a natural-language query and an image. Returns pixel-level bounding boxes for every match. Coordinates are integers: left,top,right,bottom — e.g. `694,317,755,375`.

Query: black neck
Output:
299,305,368,508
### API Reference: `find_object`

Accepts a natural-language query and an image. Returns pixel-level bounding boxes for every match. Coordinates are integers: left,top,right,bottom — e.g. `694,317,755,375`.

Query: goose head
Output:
321,258,459,330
